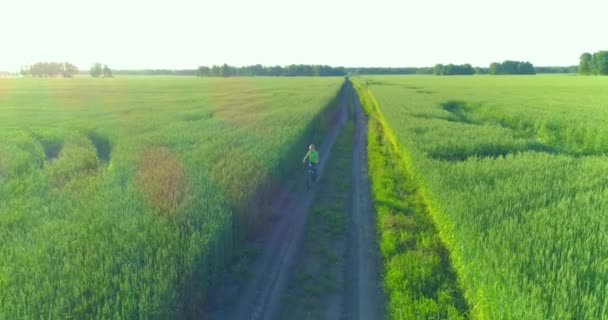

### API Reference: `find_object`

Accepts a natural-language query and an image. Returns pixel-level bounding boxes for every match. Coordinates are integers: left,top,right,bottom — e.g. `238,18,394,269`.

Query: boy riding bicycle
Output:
302,144,319,182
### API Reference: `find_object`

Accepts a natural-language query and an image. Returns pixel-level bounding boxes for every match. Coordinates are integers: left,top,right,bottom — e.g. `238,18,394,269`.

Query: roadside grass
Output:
356,75,608,319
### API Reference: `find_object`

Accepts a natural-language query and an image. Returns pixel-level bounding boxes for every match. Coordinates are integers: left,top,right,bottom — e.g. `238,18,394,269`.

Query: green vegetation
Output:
349,67,426,75
353,81,467,319
0,76,344,318
196,64,346,77
579,51,608,75
489,60,535,75
20,62,79,78
352,74,608,319
534,66,577,74
90,63,113,78
433,64,475,76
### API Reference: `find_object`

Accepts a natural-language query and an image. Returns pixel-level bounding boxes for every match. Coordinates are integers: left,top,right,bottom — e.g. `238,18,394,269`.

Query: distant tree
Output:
443,64,454,75
112,69,197,76
210,65,221,77
415,67,434,75
593,51,608,75
28,63,40,77
219,63,239,77
462,64,474,75
433,64,444,75
516,61,535,74
20,65,31,77
489,62,498,75
90,63,103,77
29,63,46,77
220,63,229,77
348,67,419,75
475,67,489,74
577,50,608,75
489,60,536,75
269,65,283,76
250,64,265,76
578,53,593,75
102,64,113,77
334,67,346,76
93,65,444,77
20,62,78,77
197,66,210,76
536,66,577,74
433,63,475,75
240,66,253,76
194,64,346,77
62,62,79,77
50,62,60,76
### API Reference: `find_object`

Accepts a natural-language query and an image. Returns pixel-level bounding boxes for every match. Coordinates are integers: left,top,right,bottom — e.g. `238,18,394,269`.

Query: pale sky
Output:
1,0,606,71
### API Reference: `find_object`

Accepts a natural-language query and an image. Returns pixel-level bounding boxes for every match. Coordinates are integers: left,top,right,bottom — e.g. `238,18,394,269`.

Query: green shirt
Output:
307,150,319,163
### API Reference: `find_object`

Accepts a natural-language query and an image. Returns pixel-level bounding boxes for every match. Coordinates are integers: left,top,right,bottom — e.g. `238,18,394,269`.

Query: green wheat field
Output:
353,74,608,319
0,76,343,318
2,74,608,319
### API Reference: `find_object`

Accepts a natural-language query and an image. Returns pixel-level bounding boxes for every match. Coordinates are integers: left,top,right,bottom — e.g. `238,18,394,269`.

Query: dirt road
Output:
205,89,348,320
346,88,385,320
277,85,385,320
204,85,384,320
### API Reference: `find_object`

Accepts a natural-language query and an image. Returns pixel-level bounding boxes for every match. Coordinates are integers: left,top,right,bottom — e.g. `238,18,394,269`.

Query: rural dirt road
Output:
346,88,385,320
204,85,384,320
205,89,348,320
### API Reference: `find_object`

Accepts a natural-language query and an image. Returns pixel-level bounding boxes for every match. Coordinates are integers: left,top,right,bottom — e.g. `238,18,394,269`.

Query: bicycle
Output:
306,162,317,190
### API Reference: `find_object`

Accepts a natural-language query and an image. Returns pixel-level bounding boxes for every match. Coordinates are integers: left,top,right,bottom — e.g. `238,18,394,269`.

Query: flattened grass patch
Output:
46,136,100,188
135,146,187,216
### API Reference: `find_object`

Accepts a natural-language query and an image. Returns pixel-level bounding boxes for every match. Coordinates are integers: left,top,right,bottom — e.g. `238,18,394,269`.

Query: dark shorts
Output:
308,162,318,181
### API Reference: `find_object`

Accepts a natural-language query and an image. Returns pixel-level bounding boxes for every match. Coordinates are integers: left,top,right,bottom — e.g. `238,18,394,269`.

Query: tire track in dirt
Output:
346,87,385,320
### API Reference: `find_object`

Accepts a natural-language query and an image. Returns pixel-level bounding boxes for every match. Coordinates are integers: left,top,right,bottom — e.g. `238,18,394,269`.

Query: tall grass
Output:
353,75,608,319
0,76,344,318
352,81,467,319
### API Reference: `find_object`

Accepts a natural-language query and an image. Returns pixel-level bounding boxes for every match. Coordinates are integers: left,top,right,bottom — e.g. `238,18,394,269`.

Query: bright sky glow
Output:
1,0,606,70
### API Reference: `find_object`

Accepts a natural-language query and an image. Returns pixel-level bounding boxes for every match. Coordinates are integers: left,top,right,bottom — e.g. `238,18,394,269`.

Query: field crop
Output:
353,75,608,319
0,76,344,318
353,81,467,319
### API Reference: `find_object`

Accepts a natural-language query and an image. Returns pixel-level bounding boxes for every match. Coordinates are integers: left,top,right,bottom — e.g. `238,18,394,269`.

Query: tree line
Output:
20,62,79,77
352,63,572,76
433,64,475,75
90,63,113,77
17,62,115,78
535,66,577,74
196,64,346,77
16,60,586,78
348,67,419,75
393,61,537,76
112,69,197,76
578,51,608,75
355,62,537,76
489,60,536,75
